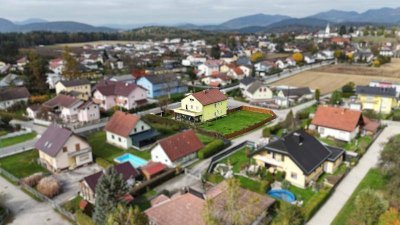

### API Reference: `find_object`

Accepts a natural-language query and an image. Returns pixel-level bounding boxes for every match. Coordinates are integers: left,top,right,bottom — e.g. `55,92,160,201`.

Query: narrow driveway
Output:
0,176,70,225
0,138,38,158
308,124,400,225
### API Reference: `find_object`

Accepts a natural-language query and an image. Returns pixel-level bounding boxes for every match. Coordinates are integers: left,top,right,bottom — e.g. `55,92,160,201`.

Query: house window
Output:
112,135,115,139
63,147,67,152
291,172,297,179
281,155,284,162
75,144,80,151
142,125,144,130
118,137,121,142
134,128,137,132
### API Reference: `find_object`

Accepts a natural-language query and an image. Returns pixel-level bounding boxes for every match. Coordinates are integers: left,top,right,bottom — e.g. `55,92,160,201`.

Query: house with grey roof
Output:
242,81,273,101
0,86,30,110
355,85,398,114
251,130,344,188
136,74,188,98
35,124,93,172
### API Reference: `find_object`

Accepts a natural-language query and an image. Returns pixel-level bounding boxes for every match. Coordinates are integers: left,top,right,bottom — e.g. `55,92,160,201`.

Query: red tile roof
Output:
141,161,167,176
362,116,380,133
145,193,205,225
104,111,140,137
158,130,204,162
191,89,227,106
150,194,170,206
311,106,362,132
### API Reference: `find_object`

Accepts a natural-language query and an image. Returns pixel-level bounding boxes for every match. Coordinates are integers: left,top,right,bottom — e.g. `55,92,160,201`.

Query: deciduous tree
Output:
106,204,148,225
349,188,387,225
62,46,81,80
292,53,304,63
24,51,49,94
272,202,304,225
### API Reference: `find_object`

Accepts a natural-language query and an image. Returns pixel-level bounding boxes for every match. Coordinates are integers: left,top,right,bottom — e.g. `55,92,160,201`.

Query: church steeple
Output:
325,23,331,34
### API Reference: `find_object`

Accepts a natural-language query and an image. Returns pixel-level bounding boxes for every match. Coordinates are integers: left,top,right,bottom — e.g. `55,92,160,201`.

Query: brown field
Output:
265,53,290,59
48,40,140,48
313,58,400,78
272,61,400,94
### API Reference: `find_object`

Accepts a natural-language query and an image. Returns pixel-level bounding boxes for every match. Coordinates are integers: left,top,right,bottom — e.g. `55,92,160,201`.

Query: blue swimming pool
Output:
114,153,148,168
267,189,296,203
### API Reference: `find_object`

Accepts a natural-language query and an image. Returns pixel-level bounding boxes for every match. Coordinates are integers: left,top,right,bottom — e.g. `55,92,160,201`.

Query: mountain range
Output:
0,6,400,33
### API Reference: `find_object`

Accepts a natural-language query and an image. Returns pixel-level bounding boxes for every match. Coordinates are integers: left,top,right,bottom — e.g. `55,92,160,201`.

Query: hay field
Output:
271,71,400,94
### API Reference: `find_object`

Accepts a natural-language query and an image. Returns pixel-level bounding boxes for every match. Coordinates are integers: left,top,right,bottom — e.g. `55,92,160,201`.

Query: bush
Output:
275,171,286,181
22,172,44,187
302,187,332,221
198,139,225,159
37,176,61,198
262,127,271,137
76,211,95,225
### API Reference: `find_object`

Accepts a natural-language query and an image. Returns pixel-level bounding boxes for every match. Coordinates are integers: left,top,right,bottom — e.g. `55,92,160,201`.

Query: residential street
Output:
155,99,319,193
0,176,70,225
308,123,400,225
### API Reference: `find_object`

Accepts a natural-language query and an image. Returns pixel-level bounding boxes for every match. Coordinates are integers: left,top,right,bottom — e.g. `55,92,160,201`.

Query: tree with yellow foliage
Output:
379,208,400,225
250,51,265,63
292,52,304,63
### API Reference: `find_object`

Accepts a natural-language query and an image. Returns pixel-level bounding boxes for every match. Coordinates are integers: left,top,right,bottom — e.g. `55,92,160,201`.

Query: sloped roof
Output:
142,74,178,85
43,94,81,109
0,87,30,101
145,193,205,225
356,85,397,98
104,111,141,137
240,76,256,86
191,89,227,106
311,106,362,132
83,162,140,192
280,87,311,97
96,80,142,97
141,161,167,176
35,124,73,157
246,81,268,94
58,79,90,87
259,130,334,175
158,129,204,162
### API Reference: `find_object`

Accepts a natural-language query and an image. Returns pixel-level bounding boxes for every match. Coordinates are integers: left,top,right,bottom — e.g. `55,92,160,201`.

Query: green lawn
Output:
289,186,316,205
62,196,83,213
0,132,37,148
200,110,272,135
237,176,265,194
87,131,151,165
0,150,48,178
332,169,387,225
196,133,216,145
319,135,373,153
220,147,251,173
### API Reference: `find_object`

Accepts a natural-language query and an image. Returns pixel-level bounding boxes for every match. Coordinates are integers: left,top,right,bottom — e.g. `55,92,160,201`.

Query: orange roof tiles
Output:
104,111,140,137
311,106,362,132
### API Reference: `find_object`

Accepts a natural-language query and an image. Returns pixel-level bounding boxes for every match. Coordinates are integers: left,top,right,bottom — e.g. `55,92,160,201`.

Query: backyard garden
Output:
200,109,274,136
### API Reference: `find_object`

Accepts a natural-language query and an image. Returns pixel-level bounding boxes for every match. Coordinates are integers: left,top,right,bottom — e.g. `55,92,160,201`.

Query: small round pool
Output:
267,189,296,203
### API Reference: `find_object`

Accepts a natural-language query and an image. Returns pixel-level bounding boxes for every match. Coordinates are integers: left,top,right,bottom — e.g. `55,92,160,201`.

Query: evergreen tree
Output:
24,51,49,94
315,89,321,102
106,204,148,225
339,25,347,35
93,167,129,225
211,45,221,59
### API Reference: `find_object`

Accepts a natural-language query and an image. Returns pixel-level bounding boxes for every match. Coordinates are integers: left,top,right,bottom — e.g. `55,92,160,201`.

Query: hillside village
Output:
1,15,400,225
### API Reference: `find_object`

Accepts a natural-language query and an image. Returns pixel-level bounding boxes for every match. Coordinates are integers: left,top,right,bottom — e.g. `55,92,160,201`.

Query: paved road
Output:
308,123,400,225
0,176,70,225
155,98,320,193
0,138,38,158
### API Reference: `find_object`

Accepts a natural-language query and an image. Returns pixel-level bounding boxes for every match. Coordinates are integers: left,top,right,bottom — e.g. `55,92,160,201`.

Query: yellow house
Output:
173,89,228,123
252,130,344,188
55,79,91,100
356,85,398,114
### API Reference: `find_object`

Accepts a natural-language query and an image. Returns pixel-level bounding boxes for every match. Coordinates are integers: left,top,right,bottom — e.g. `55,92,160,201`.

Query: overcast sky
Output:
0,0,399,25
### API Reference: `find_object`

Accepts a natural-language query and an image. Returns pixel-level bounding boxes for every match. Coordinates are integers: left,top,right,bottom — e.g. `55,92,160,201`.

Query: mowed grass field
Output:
272,60,400,94
200,110,272,135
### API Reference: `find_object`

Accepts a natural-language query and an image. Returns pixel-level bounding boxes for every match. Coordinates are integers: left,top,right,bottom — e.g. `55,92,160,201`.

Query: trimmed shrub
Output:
22,172,44,187
37,176,61,198
198,139,225,159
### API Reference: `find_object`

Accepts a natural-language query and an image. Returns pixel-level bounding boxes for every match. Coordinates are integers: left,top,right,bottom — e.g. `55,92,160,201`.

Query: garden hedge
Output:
198,139,225,159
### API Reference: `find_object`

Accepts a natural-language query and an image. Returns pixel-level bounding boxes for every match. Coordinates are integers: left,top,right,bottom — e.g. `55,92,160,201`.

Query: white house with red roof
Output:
104,111,159,149
150,129,204,167
93,80,147,111
310,106,364,142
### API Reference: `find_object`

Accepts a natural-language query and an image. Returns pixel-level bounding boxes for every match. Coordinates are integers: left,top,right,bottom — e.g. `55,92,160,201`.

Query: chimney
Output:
293,132,303,145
